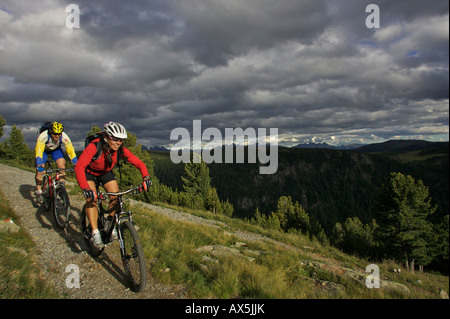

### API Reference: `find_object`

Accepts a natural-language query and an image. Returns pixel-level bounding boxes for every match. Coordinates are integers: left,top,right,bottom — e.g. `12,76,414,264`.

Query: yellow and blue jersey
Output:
35,131,77,165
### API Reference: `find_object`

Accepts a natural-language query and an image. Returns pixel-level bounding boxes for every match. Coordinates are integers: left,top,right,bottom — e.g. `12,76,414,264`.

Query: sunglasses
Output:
108,135,124,143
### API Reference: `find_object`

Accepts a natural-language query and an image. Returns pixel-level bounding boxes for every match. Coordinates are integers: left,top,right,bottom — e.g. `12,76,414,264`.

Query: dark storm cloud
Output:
168,0,330,66
0,0,448,149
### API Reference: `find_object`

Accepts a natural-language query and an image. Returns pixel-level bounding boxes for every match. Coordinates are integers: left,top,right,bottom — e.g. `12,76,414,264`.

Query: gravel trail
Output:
0,163,186,299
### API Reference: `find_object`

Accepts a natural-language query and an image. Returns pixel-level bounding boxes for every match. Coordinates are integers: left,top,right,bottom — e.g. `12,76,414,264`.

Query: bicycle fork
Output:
116,212,135,261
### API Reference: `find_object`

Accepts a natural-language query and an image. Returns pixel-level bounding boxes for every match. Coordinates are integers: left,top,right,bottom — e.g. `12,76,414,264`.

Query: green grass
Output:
0,189,61,299
132,204,449,299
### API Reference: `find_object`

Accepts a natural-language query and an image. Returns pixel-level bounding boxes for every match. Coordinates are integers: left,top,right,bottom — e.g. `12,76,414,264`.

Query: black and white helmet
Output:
103,121,128,139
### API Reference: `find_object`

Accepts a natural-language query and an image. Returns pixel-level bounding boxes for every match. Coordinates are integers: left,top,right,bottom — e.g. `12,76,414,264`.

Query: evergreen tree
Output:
0,115,6,157
251,207,281,230
87,126,102,136
273,196,327,243
331,217,377,257
0,114,5,138
430,215,449,273
275,196,310,234
3,124,32,162
181,157,211,199
374,172,437,270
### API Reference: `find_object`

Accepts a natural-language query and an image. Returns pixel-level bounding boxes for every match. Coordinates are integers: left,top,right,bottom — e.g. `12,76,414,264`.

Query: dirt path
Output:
0,163,186,299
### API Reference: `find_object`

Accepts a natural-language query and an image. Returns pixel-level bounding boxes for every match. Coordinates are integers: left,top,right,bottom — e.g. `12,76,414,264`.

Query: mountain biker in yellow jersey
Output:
35,121,78,201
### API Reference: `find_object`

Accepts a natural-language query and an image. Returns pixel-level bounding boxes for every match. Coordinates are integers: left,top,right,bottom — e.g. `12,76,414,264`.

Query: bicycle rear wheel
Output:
41,176,51,211
119,220,147,292
53,185,70,229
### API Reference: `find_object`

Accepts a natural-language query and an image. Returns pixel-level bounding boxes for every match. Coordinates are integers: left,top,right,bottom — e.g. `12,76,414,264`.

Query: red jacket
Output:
75,138,149,190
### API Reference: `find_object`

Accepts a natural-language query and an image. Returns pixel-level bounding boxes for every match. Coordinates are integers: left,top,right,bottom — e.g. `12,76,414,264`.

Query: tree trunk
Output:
409,259,415,273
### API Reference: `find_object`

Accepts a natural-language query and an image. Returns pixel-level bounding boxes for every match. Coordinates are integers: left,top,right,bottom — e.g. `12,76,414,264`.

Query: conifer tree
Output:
3,124,32,162
374,172,436,270
431,215,449,273
0,115,5,138
0,115,6,157
331,217,377,257
181,157,211,199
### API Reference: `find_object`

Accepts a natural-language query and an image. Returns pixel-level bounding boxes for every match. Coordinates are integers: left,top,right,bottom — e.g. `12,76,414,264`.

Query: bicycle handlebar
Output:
98,185,143,199
45,168,74,173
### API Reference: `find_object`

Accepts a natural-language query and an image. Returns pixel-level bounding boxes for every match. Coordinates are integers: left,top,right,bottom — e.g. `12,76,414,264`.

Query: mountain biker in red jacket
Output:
74,121,151,249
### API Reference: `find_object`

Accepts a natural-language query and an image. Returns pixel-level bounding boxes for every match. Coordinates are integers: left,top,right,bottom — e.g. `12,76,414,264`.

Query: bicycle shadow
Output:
19,184,53,230
19,184,40,209
94,250,130,289
19,184,85,253
63,205,132,289
56,208,133,289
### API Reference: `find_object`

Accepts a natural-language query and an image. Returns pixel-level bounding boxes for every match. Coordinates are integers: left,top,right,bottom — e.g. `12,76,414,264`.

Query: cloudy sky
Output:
0,0,448,150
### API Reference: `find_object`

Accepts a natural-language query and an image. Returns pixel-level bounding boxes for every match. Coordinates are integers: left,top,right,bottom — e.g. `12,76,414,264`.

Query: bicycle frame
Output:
95,186,143,246
44,169,60,199
42,167,73,208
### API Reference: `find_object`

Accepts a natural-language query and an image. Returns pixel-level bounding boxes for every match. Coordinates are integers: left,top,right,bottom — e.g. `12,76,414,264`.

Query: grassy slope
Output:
132,202,449,299
0,189,61,299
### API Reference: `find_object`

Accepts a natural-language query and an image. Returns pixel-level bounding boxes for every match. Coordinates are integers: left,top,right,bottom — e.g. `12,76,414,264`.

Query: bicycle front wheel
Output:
53,186,70,229
119,220,147,292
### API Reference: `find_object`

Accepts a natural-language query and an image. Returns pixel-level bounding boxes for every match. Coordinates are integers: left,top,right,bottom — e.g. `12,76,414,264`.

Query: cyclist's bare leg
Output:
55,158,66,183
85,180,99,231
103,179,120,217
35,169,44,192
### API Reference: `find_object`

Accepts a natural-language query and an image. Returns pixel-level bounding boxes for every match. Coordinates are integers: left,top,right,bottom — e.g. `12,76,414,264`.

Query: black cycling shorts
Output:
85,170,116,187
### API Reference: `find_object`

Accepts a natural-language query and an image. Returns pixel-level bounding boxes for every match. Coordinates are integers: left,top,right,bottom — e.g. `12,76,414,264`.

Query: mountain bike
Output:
41,167,74,229
80,184,147,292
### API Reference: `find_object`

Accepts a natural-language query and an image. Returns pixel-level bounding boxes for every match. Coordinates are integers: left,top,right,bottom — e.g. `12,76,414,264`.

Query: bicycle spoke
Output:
119,220,147,292
53,186,70,229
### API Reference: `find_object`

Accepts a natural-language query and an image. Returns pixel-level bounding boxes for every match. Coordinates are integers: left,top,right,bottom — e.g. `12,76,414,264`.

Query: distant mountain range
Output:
142,145,170,152
292,142,365,150
146,139,448,153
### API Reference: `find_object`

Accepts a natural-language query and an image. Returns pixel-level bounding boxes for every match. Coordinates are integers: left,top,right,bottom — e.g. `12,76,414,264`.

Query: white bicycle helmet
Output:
103,121,128,139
